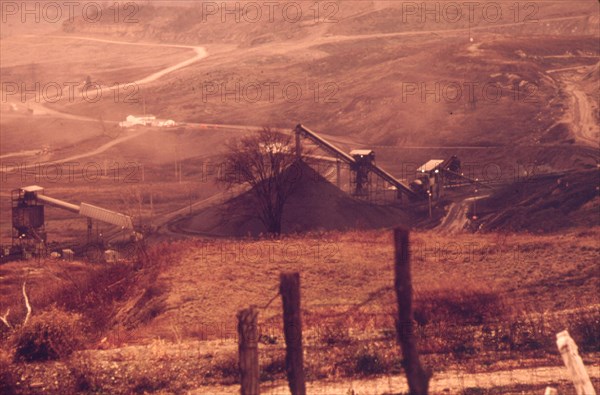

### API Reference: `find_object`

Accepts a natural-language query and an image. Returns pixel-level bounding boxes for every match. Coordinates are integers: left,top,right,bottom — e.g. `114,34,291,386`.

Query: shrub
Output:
506,317,550,351
211,351,239,384
353,346,387,376
570,311,600,352
131,375,170,394
67,355,102,393
13,307,84,362
319,324,352,346
260,353,286,381
414,288,504,326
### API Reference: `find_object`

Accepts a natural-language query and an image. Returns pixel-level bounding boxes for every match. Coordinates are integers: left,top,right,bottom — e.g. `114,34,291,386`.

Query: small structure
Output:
417,159,445,174
411,156,463,199
119,115,177,128
155,119,176,127
104,249,119,263
11,186,135,259
119,115,156,128
350,150,375,197
412,159,444,198
62,249,75,261
12,186,47,250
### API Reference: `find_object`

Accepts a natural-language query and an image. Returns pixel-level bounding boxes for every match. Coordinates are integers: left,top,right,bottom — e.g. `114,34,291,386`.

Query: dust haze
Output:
0,1,599,394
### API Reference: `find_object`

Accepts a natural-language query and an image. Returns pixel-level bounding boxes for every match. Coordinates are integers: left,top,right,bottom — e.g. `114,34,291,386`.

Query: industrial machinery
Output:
10,185,135,258
410,156,462,198
409,156,492,198
350,150,375,197
294,124,417,201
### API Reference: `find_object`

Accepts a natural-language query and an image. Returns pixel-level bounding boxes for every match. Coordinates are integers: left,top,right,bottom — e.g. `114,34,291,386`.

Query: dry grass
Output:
0,348,16,395
13,307,84,362
136,227,600,341
0,228,598,393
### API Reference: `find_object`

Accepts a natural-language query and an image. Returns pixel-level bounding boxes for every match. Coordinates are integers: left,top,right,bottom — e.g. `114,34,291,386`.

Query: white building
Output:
119,115,177,128
119,115,156,128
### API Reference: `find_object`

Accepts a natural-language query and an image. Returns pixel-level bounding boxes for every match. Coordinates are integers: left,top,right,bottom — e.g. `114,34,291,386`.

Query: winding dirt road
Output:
567,81,599,146
44,35,208,94
1,35,208,170
0,129,149,173
548,63,599,147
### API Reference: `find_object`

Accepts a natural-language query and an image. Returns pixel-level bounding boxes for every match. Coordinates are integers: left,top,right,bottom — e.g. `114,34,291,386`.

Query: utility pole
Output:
473,178,479,220
427,190,432,218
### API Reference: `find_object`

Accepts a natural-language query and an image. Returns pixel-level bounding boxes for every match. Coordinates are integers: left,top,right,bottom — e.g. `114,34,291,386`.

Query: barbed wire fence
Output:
207,227,598,395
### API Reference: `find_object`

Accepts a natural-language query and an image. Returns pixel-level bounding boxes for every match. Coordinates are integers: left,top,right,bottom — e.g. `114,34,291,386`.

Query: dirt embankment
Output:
172,160,420,237
473,170,600,233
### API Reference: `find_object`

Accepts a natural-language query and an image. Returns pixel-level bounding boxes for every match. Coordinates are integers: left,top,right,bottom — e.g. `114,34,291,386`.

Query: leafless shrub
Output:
13,307,84,362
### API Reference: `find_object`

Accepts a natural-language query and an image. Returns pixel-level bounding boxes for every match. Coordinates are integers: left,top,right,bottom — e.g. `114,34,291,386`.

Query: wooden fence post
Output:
237,306,259,395
393,227,431,395
556,330,596,395
280,272,306,395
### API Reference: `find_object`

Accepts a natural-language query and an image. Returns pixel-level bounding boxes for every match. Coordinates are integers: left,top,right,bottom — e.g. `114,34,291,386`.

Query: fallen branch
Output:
22,282,31,326
0,309,12,329
0,282,32,331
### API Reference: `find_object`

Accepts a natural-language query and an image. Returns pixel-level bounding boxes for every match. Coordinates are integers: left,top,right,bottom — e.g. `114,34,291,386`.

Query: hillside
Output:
45,2,599,154
474,169,600,233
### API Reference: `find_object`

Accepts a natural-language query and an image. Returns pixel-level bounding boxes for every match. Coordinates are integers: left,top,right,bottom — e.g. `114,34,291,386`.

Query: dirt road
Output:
437,195,489,234
548,63,599,147
47,35,208,92
190,364,600,394
567,82,599,146
0,129,148,173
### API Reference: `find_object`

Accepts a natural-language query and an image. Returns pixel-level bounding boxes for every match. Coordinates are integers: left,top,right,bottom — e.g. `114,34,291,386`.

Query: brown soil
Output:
172,160,418,237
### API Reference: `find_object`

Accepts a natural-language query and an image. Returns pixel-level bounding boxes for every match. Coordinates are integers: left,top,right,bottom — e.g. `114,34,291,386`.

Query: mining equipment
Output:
294,124,417,201
8,185,135,260
293,125,488,203
410,156,462,198
409,156,492,198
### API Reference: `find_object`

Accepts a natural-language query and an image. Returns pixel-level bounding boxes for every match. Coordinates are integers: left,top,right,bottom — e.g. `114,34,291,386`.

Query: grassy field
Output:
0,228,598,394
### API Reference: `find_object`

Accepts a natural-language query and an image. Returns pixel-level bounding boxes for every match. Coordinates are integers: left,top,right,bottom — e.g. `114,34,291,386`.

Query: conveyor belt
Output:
296,124,418,199
31,190,134,229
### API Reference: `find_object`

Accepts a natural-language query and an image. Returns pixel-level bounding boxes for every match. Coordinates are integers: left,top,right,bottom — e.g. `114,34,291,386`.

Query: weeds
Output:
13,307,84,362
210,351,239,384
414,288,506,326
353,345,387,376
319,324,353,346
68,355,102,393
0,348,16,395
569,311,600,352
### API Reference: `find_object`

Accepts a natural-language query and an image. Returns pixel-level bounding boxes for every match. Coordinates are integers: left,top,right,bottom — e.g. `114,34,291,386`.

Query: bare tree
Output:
221,128,303,236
